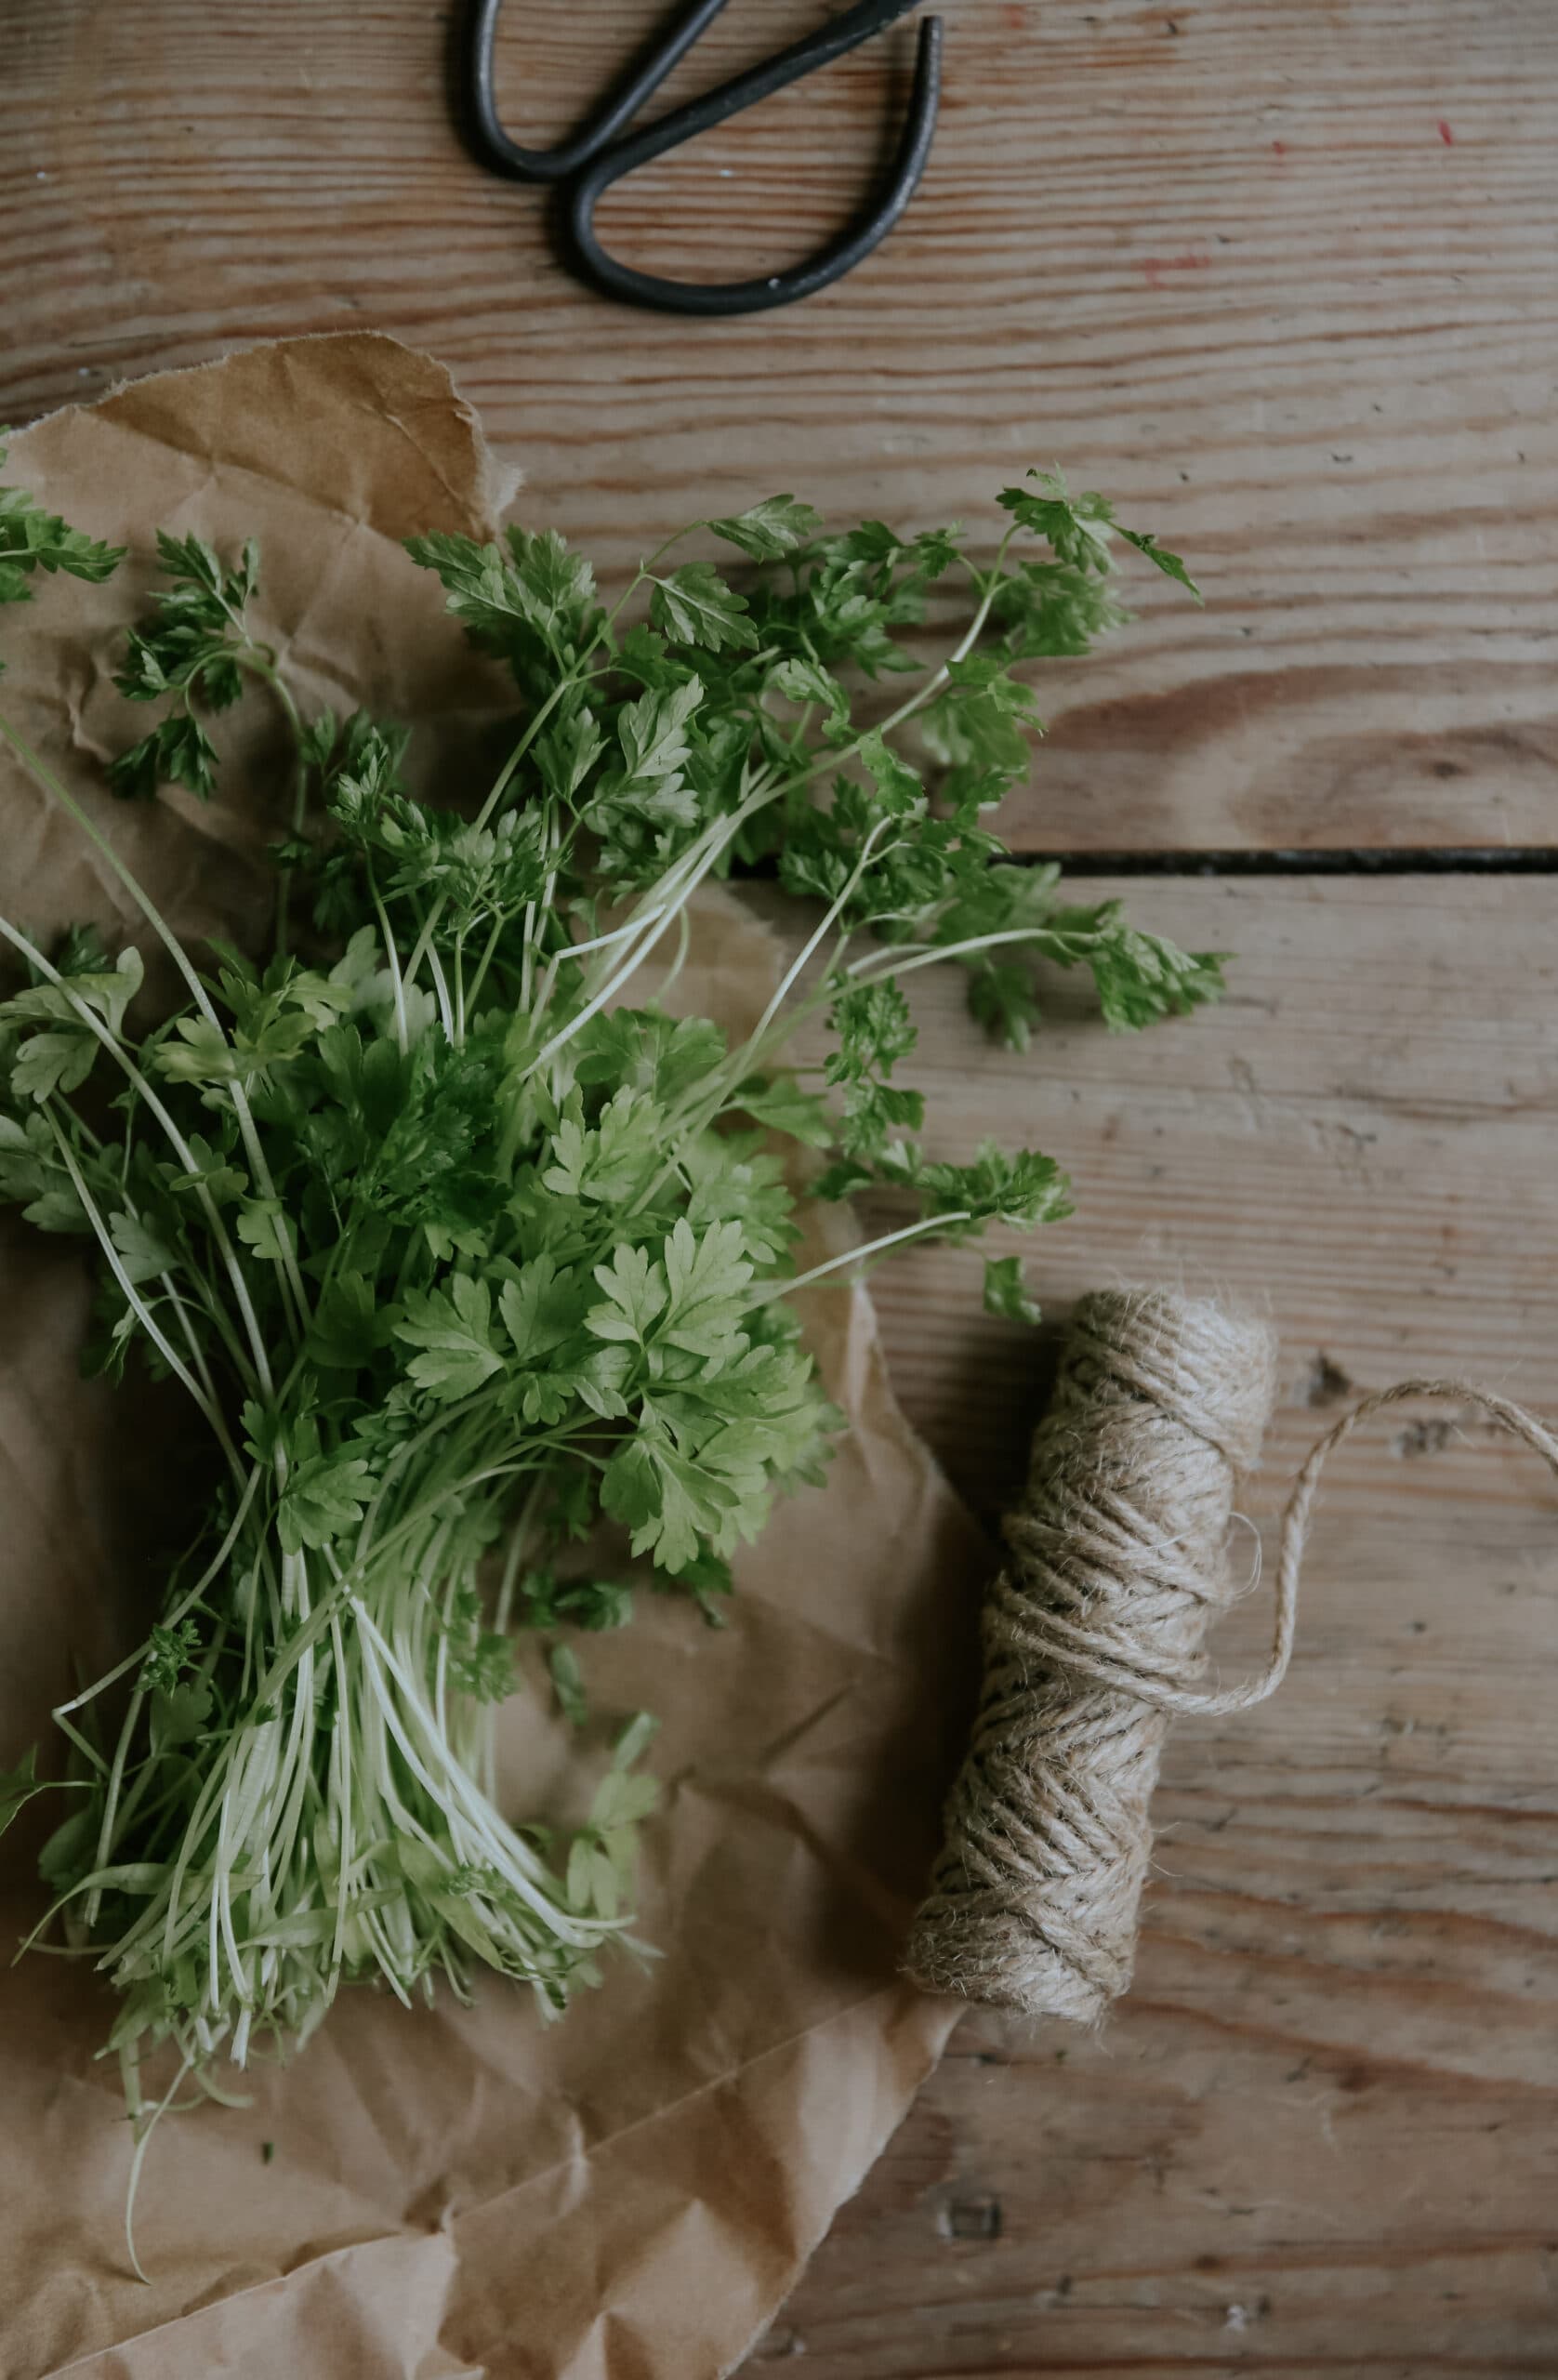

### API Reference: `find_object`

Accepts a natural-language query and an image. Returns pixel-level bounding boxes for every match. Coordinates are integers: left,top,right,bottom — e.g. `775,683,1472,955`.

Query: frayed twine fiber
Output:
904,1286,1558,2025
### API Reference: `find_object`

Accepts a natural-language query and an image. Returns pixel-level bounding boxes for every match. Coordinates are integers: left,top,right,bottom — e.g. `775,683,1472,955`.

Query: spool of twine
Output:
904,1286,1558,2025
904,1287,1278,2021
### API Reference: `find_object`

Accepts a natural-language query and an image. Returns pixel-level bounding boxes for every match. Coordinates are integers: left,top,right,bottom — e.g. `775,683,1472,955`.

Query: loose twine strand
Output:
903,1286,1558,2025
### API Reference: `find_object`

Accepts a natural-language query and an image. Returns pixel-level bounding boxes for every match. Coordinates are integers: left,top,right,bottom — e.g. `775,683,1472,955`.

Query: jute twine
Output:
904,1285,1558,2024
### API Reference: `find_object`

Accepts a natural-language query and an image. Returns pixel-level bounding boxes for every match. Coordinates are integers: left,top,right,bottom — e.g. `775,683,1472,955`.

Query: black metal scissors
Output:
463,0,944,317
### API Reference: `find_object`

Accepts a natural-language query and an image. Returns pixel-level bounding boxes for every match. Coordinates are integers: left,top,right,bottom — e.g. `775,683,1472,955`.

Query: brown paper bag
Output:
0,336,983,2380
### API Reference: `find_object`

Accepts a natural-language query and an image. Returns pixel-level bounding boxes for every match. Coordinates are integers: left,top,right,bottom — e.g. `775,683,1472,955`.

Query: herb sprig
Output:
0,456,1220,2264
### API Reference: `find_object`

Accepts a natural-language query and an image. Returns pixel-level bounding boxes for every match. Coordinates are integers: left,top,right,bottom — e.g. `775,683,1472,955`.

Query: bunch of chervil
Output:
0,456,1219,2241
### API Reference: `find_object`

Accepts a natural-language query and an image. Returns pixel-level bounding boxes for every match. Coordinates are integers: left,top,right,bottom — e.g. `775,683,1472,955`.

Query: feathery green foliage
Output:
0,460,1220,2259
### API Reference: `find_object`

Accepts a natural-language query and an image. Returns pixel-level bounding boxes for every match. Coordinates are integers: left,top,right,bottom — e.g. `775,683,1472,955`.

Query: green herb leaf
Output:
997,469,1117,571
734,1074,834,1147
12,1029,98,1103
0,459,124,602
1117,526,1201,599
0,1748,48,1842
235,1198,297,1266
142,1617,201,1693
587,1242,667,1349
152,1677,213,1748
394,1277,504,1402
549,1643,588,1727
983,1254,1042,1327
708,495,823,561
277,1448,374,1555
611,1711,660,1771
109,1210,176,1286
648,562,759,655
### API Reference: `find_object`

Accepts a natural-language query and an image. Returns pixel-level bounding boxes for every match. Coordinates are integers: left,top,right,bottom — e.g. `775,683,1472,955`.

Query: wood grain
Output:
747,875,1558,2374
4,1,1557,851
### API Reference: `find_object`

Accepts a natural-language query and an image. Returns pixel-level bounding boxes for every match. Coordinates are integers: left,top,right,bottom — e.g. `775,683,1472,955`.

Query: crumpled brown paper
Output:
0,336,983,2380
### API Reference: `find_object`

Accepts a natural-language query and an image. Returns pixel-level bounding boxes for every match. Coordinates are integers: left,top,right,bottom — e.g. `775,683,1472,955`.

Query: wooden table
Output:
5,4,1557,2371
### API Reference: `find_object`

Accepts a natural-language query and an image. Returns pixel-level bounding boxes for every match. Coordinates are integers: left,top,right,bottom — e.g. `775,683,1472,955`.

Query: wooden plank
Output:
3,2,1556,852
743,874,1558,2373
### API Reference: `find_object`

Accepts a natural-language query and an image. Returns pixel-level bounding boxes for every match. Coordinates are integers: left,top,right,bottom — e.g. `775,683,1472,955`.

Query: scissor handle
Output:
465,0,734,183
566,4,943,317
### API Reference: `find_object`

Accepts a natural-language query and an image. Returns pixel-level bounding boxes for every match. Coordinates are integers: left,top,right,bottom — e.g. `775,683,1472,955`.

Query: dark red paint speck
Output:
1143,251,1210,289
1438,119,1455,144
